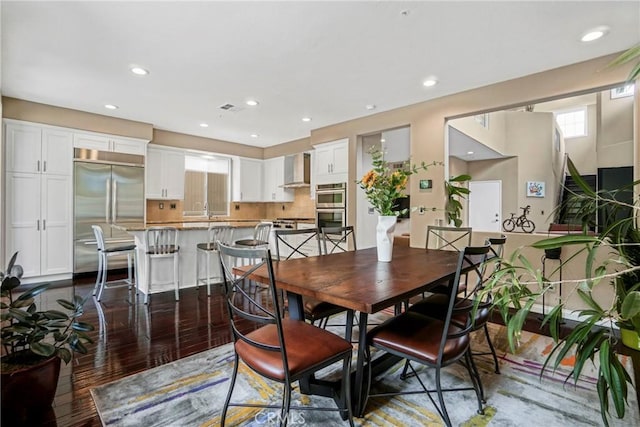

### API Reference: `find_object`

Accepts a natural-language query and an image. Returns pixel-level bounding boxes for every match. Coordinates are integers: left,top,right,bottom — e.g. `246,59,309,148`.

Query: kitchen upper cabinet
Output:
146,146,185,199
233,157,263,202
314,139,348,185
263,157,294,202
73,132,146,155
5,122,73,175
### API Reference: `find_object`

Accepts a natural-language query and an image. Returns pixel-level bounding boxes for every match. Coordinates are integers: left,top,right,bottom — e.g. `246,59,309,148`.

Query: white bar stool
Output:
144,226,180,304
91,225,136,301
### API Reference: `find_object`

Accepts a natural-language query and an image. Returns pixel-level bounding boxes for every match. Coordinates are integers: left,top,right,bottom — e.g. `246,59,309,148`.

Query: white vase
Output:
376,215,397,262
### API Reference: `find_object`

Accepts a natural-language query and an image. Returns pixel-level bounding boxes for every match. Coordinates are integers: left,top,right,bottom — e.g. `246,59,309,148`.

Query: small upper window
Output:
555,107,587,139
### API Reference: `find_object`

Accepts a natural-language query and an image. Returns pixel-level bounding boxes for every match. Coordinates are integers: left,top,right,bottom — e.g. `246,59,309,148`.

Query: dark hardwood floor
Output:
7,272,640,426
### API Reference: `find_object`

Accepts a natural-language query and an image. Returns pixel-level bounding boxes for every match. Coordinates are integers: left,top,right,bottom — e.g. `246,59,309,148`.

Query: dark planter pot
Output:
1,354,61,423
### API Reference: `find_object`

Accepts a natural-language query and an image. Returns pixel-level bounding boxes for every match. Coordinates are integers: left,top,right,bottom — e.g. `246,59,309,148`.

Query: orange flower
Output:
362,170,377,188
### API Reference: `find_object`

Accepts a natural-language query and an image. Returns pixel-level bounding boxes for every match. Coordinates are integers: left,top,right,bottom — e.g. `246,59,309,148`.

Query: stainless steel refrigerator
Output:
74,150,145,274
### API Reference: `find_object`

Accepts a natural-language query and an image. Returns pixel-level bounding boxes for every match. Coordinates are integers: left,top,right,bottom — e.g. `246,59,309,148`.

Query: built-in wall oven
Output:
316,183,346,229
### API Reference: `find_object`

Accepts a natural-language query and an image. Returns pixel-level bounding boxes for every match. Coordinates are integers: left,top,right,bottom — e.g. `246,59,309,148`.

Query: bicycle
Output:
502,205,536,233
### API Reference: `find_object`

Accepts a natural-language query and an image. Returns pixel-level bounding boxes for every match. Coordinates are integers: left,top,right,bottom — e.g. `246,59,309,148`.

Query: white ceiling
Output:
2,1,639,148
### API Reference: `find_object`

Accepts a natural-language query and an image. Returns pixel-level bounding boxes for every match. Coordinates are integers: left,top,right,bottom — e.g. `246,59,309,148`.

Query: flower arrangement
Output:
357,147,440,216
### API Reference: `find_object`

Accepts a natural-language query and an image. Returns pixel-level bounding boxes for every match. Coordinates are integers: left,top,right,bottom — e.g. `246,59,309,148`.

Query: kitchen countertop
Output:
113,221,262,231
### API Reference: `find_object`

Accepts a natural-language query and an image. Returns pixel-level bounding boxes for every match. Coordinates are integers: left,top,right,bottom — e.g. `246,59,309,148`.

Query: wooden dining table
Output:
234,245,473,417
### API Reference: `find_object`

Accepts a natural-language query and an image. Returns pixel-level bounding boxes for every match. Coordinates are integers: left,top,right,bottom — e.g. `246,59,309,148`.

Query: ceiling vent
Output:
218,103,243,112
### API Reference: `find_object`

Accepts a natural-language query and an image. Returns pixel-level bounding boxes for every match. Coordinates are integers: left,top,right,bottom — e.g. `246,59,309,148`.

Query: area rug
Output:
91,316,639,426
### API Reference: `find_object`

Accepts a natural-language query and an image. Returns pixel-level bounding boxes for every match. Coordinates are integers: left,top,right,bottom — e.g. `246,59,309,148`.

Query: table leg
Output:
353,312,369,417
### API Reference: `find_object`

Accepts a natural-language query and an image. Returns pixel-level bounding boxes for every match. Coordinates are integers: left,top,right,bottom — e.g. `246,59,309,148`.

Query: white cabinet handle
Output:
37,220,40,231
43,219,46,230
43,161,47,172
37,160,41,172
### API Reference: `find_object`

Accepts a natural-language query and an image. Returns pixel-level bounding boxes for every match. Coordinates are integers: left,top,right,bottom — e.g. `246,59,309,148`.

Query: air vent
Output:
218,103,243,112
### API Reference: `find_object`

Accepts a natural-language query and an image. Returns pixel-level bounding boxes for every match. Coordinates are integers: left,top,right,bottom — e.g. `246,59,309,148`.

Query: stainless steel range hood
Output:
282,152,310,188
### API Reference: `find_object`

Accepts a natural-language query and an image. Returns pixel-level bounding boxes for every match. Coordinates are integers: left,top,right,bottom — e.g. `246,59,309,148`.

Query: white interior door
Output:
469,180,502,232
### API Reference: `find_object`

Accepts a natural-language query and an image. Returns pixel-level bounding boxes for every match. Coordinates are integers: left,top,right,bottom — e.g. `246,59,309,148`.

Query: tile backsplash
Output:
146,188,315,222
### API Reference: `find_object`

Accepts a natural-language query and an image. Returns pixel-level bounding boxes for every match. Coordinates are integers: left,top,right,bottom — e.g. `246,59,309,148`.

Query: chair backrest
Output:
321,226,356,254
145,227,179,254
254,222,273,242
488,235,506,259
207,225,234,250
217,243,289,377
274,228,322,260
92,225,106,251
439,244,491,361
426,225,472,251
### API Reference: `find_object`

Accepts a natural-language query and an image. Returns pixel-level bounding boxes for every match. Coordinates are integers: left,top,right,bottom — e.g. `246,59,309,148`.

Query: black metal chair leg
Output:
466,350,486,408
221,354,239,427
435,368,452,427
484,323,501,374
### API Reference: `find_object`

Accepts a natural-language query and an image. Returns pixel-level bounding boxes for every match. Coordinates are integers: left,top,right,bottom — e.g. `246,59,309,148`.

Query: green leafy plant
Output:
445,175,471,227
1,252,94,366
479,158,640,426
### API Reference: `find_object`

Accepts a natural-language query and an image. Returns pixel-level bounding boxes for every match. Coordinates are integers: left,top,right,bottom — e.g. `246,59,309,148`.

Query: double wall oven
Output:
315,183,346,229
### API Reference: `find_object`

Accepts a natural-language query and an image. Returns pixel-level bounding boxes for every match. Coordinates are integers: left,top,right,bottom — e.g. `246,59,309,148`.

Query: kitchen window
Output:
184,155,230,217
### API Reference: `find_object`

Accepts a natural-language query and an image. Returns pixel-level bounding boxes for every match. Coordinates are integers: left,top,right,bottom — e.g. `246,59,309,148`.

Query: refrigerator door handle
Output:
105,179,111,223
112,180,118,224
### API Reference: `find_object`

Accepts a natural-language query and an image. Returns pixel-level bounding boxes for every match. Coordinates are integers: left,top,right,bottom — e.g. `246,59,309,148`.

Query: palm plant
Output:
478,158,640,426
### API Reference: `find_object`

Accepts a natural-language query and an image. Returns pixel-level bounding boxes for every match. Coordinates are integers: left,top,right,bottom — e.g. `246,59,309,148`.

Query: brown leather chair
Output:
217,243,354,426
408,236,506,393
274,228,346,328
363,244,489,426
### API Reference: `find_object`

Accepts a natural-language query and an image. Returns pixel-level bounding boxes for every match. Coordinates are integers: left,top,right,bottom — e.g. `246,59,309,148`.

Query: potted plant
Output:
479,158,639,426
1,252,94,423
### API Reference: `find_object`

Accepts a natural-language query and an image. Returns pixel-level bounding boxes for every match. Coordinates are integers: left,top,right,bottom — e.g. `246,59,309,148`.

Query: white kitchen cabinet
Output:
146,146,185,199
314,139,348,185
73,132,146,155
233,157,263,202
263,157,294,202
5,122,73,175
5,170,73,278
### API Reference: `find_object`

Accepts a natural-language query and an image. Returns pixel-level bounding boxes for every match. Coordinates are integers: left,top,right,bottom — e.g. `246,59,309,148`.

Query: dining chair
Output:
274,228,346,328
144,226,180,304
321,225,356,254
426,225,472,251
217,243,355,427
408,235,506,393
363,244,490,427
195,224,234,296
91,225,137,301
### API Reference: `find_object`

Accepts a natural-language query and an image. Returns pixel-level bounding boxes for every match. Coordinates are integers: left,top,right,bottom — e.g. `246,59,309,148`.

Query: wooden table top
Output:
238,246,465,314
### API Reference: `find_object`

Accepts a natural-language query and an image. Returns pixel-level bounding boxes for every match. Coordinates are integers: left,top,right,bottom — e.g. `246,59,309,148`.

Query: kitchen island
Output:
113,221,260,299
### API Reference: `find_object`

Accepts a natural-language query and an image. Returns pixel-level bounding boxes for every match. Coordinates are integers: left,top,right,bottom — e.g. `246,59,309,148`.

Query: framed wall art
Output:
526,181,545,197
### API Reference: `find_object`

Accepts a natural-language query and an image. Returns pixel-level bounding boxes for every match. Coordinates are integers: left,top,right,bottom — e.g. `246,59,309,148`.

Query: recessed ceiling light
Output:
246,99,259,106
104,104,118,110
130,66,149,75
199,123,209,128
250,133,259,138
423,78,438,87
581,26,609,42
302,117,312,122
366,104,376,110
467,151,474,155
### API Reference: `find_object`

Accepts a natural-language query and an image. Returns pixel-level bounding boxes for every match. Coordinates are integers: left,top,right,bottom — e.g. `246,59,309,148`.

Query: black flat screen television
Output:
394,196,410,218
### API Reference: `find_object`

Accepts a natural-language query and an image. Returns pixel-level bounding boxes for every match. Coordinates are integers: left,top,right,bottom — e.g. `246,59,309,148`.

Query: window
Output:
555,107,587,138
183,155,230,216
